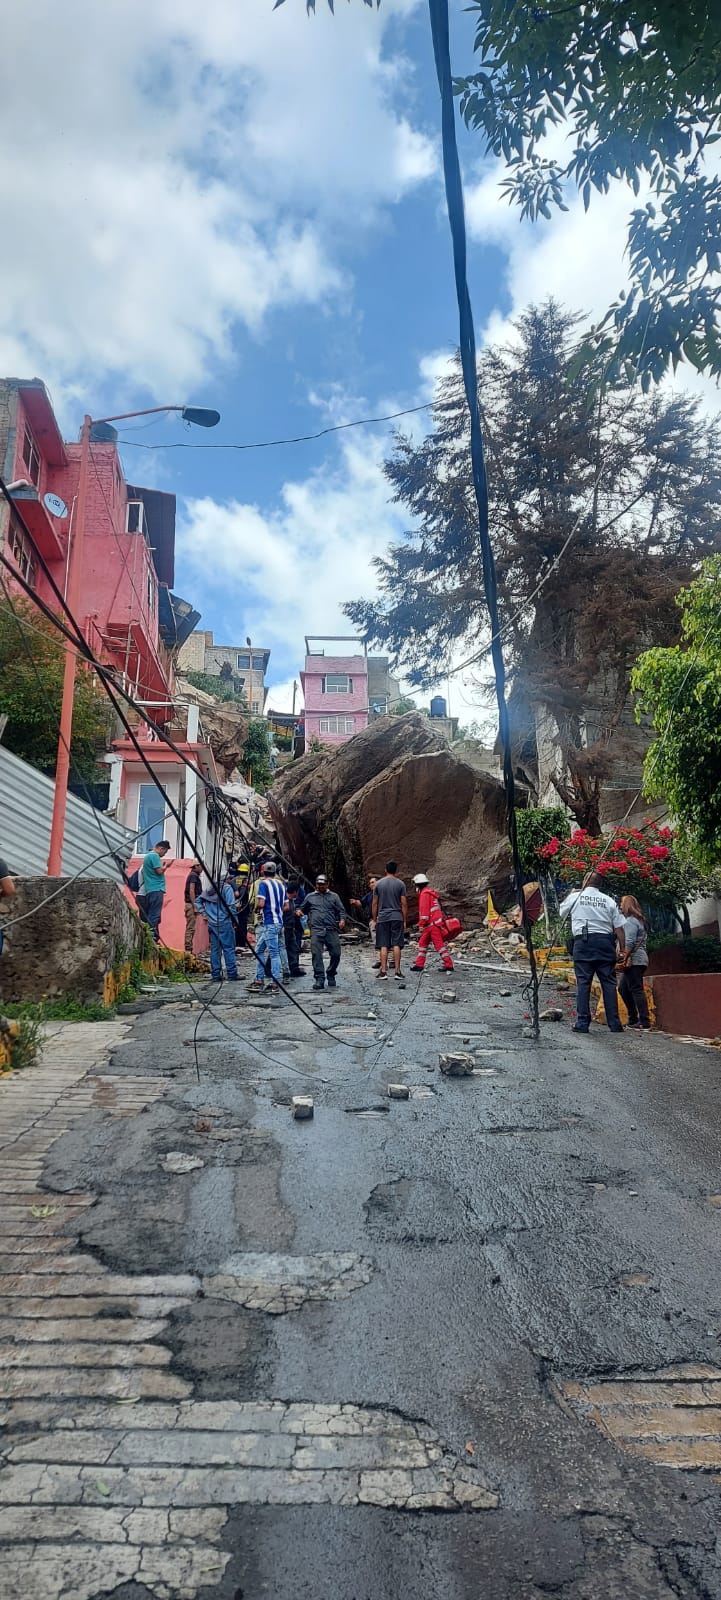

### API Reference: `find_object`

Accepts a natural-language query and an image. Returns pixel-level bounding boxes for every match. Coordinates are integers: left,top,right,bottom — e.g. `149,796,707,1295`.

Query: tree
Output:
517,807,570,878
242,720,273,792
632,556,721,871
345,304,721,832
457,0,721,386
389,696,418,716
184,670,247,706
553,821,711,930
0,599,111,782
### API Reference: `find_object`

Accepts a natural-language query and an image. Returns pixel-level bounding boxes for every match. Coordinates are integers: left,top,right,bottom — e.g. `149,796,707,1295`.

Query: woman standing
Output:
619,895,651,1030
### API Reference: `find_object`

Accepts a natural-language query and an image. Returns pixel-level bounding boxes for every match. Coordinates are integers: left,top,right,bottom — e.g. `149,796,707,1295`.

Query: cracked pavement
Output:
1,954,721,1598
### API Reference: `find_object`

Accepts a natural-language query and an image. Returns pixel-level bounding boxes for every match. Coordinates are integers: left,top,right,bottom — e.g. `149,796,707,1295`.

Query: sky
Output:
1,0,713,724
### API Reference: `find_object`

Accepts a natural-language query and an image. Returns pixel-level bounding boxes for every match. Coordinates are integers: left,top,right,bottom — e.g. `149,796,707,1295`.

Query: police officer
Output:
559,872,626,1034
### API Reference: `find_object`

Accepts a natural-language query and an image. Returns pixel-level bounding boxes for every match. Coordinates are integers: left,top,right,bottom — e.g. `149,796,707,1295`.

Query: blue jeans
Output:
255,923,281,984
143,891,164,943
209,920,238,980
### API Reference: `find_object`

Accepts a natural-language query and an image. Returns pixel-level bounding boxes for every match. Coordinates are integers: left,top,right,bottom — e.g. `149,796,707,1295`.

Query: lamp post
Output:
246,636,253,716
47,404,220,875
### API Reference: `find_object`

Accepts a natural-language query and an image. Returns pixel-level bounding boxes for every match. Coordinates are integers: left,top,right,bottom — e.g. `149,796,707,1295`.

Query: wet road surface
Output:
2,949,721,1598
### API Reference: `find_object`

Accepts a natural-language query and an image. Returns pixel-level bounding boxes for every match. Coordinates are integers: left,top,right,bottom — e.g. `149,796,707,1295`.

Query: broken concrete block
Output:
521,1025,536,1039
539,1007,563,1022
439,1053,474,1077
441,991,457,1004
159,1152,205,1175
499,988,512,998
292,1096,314,1121
387,1084,410,1100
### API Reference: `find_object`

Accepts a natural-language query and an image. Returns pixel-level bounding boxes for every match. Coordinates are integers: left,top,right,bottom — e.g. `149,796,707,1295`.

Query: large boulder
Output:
269,715,514,920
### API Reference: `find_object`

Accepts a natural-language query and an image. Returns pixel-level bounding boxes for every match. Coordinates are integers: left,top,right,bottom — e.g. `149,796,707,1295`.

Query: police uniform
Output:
558,886,625,1032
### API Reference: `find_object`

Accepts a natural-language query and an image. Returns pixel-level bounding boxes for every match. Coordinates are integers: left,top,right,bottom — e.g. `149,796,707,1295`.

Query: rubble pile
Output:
269,714,517,921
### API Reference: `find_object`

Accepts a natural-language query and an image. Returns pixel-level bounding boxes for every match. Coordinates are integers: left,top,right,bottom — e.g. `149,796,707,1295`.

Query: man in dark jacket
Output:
304,875,346,990
283,881,306,976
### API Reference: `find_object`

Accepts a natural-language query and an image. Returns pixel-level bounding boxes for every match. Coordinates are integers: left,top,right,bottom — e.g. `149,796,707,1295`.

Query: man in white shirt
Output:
559,872,626,1034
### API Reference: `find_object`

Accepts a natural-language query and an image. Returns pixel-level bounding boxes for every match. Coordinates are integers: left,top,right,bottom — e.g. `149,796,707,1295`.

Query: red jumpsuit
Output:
412,886,454,970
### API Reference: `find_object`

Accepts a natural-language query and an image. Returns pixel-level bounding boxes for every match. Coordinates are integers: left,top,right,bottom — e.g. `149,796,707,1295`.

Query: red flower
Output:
614,861,629,873
569,829,588,845
613,838,629,850
647,845,669,860
631,829,643,839
627,850,641,863
596,859,614,872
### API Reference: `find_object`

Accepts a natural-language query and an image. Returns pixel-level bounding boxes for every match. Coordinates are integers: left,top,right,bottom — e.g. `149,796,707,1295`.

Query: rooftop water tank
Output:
430,695,447,718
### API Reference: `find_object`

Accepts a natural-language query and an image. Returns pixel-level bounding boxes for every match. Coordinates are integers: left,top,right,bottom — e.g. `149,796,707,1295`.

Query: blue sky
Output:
2,0,690,720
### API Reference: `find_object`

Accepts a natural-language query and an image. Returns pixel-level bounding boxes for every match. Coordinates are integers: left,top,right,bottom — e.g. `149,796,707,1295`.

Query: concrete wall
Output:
648,974,721,1039
0,879,143,1005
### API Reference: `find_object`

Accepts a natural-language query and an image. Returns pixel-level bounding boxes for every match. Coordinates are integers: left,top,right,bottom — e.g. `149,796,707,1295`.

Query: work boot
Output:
312,980,325,991
411,961,425,972
327,976,337,988
442,962,454,972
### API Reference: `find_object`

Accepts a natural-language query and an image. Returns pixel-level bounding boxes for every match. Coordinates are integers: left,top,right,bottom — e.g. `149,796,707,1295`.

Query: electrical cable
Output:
428,0,540,1035
115,403,434,453
0,485,362,1049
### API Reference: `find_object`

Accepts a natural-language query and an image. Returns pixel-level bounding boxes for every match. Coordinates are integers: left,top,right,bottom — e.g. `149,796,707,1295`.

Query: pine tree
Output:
345,303,721,831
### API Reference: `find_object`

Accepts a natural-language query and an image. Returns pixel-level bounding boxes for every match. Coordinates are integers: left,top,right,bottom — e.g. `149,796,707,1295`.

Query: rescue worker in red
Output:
411,873,454,972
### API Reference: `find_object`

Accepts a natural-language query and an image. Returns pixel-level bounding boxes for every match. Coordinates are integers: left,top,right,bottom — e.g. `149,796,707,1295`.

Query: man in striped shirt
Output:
250,862,286,996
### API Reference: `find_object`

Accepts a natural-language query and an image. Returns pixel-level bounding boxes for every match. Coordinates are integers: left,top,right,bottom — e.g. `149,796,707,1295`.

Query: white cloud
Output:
176,426,407,678
0,0,435,403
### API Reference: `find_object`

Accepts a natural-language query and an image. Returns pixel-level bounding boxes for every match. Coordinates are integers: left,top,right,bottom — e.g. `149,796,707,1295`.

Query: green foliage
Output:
681,936,721,973
632,556,721,870
3,997,109,1023
0,599,111,781
184,670,247,705
457,0,721,385
243,719,273,791
516,807,570,876
389,696,417,715
1,1013,42,1072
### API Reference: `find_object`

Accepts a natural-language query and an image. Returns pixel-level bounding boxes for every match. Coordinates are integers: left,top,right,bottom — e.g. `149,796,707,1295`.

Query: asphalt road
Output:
11,945,721,1599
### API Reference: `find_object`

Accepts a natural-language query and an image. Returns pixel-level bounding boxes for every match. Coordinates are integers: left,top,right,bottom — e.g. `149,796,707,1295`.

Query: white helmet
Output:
412,873,429,886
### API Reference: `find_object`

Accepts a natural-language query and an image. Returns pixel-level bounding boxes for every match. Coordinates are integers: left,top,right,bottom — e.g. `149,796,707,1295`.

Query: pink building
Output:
301,636,369,748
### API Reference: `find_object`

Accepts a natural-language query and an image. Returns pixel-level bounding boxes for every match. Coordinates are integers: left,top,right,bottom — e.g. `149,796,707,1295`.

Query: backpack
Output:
127,867,142,894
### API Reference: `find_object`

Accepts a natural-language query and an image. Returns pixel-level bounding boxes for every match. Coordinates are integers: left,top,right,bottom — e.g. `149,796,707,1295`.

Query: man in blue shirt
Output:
141,840,173,944
250,862,286,996
196,874,239,981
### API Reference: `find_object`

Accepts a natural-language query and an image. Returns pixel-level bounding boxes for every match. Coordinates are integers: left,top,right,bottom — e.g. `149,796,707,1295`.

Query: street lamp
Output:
47,403,220,875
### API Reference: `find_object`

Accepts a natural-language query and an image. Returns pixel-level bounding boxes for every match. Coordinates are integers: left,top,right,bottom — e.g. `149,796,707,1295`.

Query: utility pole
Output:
246,636,253,716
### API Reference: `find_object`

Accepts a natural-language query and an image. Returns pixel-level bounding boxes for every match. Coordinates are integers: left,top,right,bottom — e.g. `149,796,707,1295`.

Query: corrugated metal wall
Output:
0,744,134,880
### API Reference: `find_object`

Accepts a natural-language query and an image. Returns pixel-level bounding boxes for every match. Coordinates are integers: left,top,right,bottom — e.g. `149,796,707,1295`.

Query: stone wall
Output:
0,880,143,1006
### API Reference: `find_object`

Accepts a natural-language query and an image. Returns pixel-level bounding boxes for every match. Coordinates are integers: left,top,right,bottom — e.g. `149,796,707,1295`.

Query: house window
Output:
21,425,41,488
237,653,248,669
8,522,37,587
322,673,352,694
127,500,148,536
238,652,264,671
137,783,168,851
319,716,355,735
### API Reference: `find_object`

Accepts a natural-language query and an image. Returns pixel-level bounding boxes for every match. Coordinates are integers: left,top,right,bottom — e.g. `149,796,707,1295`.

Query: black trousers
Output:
234,907,248,950
573,934,621,1030
311,929,341,983
618,964,650,1026
285,917,304,970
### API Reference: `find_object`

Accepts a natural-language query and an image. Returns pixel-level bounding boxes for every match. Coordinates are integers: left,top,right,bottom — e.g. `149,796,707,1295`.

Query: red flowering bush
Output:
557,821,696,906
